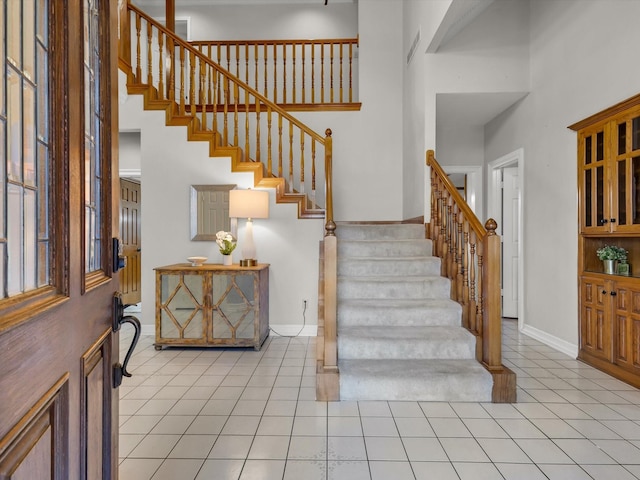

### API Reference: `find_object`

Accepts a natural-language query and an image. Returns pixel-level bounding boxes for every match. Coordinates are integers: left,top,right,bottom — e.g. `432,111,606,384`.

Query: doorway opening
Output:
488,149,524,330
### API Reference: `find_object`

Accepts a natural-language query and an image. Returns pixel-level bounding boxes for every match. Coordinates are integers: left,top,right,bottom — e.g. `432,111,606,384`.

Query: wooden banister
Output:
120,1,330,219
191,37,361,110
426,150,516,402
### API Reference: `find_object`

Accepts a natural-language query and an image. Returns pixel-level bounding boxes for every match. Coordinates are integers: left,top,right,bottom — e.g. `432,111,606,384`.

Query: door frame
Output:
487,148,525,331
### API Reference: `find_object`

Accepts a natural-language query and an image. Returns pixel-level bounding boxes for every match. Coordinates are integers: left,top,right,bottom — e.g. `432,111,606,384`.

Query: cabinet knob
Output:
600,218,608,224
610,291,617,296
602,290,607,295
610,218,616,223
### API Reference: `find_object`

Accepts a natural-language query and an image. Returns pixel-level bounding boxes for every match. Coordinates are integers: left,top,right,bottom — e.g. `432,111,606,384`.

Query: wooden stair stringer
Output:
124,79,325,220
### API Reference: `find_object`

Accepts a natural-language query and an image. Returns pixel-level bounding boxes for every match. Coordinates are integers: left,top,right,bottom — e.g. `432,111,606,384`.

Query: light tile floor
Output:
118,319,640,480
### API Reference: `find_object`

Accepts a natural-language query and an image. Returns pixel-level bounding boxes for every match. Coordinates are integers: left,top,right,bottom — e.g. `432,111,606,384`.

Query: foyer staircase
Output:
337,223,493,401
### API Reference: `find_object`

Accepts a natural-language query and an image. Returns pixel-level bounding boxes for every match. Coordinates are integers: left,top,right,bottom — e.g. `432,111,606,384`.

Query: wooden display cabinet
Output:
154,263,269,350
571,93,640,388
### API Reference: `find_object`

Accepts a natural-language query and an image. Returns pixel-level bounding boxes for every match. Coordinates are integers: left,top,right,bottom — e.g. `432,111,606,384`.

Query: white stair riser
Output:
338,277,450,300
338,257,440,277
339,240,433,258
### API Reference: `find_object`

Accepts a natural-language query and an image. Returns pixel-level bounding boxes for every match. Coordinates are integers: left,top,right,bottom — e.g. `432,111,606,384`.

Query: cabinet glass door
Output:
580,127,609,233
613,113,640,232
159,273,205,340
211,272,256,341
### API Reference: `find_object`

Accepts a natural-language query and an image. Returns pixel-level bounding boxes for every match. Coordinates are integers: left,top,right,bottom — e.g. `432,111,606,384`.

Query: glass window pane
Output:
596,165,604,225
618,122,626,156
36,0,48,46
585,169,592,227
23,0,35,81
0,0,5,116
0,244,4,297
38,143,49,237
7,185,23,296
618,159,627,225
7,0,21,68
37,44,48,141
38,241,49,287
0,120,5,238
585,136,592,165
596,131,604,161
7,69,22,182
634,156,640,225
23,83,36,186
24,189,36,291
633,117,640,152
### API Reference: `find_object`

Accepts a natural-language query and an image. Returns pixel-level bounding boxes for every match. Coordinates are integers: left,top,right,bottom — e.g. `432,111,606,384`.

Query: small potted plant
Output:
596,245,628,274
216,230,237,265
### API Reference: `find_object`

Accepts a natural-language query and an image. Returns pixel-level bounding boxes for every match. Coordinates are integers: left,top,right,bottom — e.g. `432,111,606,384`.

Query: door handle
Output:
112,292,141,388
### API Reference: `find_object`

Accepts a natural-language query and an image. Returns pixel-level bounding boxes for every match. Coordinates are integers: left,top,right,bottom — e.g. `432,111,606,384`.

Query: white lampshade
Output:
229,189,269,266
229,189,269,219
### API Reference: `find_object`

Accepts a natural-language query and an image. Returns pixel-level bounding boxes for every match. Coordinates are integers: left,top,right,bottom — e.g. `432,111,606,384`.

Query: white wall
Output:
136,2,357,40
484,0,640,351
119,73,324,333
402,0,451,220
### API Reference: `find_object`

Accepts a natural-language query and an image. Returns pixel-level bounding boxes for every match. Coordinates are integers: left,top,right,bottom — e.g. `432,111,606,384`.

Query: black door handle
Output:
112,292,141,388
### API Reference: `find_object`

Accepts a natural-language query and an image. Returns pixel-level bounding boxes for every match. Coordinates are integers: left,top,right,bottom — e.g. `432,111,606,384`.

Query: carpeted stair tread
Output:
339,325,476,359
339,358,493,402
338,298,461,327
338,239,433,257
338,275,451,300
338,256,441,276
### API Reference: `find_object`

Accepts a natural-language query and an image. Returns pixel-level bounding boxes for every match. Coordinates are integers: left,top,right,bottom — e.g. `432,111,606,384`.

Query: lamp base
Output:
240,258,258,267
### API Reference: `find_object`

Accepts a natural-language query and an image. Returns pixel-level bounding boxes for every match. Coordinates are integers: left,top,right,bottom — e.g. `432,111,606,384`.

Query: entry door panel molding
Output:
0,374,69,480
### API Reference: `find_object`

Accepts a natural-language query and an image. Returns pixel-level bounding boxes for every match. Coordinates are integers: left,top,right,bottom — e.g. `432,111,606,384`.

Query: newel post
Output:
323,127,337,369
482,218,502,370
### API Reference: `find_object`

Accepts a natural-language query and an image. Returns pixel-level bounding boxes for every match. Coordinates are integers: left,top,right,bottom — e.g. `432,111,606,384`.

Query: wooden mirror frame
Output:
190,184,235,241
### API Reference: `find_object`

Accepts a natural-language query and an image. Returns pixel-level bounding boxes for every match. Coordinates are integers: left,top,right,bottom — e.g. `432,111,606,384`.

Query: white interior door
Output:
502,166,520,318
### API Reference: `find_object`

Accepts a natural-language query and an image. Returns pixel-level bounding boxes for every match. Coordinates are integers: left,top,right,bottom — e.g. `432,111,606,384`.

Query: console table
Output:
154,263,269,350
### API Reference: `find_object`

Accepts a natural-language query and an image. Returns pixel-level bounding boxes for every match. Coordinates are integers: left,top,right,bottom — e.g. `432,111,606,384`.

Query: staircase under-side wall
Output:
337,223,493,402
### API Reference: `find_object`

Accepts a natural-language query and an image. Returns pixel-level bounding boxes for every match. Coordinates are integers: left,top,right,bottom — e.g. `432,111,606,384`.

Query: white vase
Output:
223,254,233,266
603,259,616,274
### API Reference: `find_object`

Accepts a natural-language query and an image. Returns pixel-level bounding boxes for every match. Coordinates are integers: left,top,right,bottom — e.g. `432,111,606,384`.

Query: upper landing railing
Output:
191,38,361,111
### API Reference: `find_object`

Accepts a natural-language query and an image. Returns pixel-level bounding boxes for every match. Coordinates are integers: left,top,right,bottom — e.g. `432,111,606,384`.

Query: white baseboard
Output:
269,324,317,337
520,324,579,359
138,324,317,338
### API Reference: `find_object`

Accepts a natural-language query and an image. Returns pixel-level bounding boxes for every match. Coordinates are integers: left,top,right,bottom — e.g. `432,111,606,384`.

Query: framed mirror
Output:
190,184,236,241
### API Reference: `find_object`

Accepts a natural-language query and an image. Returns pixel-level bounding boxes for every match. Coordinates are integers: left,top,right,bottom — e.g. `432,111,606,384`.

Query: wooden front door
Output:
0,1,122,479
120,179,142,305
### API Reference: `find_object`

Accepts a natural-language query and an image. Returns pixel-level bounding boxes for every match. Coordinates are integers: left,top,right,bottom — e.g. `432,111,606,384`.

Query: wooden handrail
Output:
191,37,359,107
426,150,516,402
121,2,333,221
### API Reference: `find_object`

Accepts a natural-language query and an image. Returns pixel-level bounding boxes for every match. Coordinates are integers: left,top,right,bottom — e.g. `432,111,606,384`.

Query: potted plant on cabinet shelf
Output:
596,245,628,275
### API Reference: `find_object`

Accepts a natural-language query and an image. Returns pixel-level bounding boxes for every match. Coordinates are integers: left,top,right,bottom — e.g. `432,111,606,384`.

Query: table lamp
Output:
229,189,269,267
